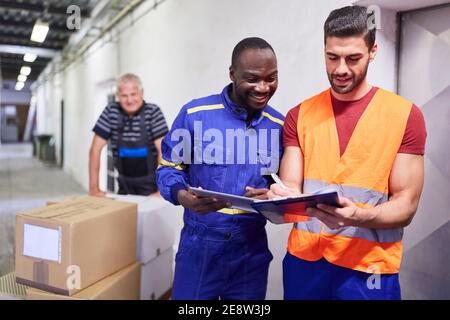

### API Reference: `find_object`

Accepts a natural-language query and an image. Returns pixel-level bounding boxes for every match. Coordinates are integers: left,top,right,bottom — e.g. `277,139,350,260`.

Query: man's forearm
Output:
355,194,418,229
88,149,101,192
154,137,164,165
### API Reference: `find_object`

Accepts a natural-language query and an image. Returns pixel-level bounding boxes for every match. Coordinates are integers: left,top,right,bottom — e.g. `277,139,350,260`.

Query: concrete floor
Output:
0,143,85,276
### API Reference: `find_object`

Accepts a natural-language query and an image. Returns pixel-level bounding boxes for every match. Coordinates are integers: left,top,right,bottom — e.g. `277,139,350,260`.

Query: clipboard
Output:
190,187,340,224
190,187,259,213
251,189,340,224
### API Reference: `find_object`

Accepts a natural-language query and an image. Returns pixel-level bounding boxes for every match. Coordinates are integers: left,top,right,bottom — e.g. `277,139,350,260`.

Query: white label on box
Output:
23,224,62,263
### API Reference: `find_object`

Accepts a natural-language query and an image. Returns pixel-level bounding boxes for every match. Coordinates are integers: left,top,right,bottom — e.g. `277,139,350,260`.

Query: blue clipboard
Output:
190,187,340,224
190,187,259,213
251,190,340,224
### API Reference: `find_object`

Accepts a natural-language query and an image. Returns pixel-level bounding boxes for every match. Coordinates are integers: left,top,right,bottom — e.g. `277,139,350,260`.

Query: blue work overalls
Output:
157,84,284,299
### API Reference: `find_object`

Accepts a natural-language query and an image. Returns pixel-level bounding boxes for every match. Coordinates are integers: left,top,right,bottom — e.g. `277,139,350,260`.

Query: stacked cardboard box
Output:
140,247,174,300
110,194,183,300
15,196,140,299
26,262,140,300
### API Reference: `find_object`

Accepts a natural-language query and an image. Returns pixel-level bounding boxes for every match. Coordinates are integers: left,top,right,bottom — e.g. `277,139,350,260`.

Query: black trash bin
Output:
36,134,56,163
32,134,37,157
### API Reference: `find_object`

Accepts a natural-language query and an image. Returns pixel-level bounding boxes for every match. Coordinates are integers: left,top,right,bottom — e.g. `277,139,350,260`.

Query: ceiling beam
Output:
0,56,51,67
0,0,91,18
1,67,44,80
0,44,58,58
0,18,78,34
0,29,70,41
0,36,65,49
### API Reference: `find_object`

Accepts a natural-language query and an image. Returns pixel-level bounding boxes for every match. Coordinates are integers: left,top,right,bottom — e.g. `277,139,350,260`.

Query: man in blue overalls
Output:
90,73,168,196
157,38,284,299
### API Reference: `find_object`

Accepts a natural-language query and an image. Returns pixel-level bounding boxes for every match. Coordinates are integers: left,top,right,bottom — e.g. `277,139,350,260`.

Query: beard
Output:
328,60,369,94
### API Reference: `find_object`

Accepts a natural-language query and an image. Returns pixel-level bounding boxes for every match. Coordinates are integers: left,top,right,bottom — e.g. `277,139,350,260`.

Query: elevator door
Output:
398,4,450,299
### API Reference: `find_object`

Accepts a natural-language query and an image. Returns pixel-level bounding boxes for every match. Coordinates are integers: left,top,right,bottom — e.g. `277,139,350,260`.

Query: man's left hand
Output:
306,196,363,230
244,186,269,200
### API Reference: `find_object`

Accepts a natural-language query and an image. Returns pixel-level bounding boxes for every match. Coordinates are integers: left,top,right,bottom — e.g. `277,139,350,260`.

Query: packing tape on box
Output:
16,261,68,295
33,261,49,285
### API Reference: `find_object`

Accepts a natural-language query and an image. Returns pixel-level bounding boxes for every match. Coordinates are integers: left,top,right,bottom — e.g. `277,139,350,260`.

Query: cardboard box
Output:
140,247,173,300
110,194,183,264
26,262,141,300
15,196,137,296
46,196,83,206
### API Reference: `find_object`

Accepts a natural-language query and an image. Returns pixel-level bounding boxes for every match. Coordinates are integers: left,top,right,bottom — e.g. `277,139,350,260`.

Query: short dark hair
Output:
324,6,376,50
231,37,275,67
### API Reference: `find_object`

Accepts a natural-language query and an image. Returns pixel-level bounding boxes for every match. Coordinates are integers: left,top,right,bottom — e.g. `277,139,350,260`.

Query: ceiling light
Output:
23,53,38,62
20,66,31,76
30,20,49,43
18,74,27,82
15,82,25,91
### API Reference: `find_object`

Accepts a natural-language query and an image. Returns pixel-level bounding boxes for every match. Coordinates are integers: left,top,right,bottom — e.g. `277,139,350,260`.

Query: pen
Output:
270,173,288,190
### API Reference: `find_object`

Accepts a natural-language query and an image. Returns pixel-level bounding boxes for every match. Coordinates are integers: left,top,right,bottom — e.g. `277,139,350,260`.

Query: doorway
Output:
398,4,450,299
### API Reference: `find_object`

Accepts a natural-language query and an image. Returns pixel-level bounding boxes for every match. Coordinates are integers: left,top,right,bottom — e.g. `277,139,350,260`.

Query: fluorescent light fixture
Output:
20,66,31,76
15,82,25,91
18,74,27,82
23,53,38,62
30,21,49,43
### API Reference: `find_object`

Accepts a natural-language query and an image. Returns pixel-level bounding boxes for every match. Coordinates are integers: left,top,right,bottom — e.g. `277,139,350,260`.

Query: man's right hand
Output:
177,189,230,214
90,189,106,197
267,183,298,199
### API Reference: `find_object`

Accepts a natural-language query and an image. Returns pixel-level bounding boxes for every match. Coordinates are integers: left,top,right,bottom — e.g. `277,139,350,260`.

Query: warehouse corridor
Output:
0,0,449,301
0,143,85,277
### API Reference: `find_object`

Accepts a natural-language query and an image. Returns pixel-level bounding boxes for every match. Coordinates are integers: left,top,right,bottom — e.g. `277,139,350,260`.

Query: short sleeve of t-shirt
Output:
283,105,301,148
92,105,113,140
398,104,426,155
92,103,169,141
148,104,169,140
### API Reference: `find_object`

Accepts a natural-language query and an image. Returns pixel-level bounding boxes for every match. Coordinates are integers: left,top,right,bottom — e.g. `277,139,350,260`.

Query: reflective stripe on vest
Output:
289,88,412,274
294,218,403,243
301,178,403,243
304,179,388,207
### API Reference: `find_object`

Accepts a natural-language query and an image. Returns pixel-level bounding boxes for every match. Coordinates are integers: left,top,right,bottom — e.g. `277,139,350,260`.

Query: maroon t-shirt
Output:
283,87,427,156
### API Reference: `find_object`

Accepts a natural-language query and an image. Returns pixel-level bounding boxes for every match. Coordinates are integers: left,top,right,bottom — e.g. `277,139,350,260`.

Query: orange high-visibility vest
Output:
289,88,413,274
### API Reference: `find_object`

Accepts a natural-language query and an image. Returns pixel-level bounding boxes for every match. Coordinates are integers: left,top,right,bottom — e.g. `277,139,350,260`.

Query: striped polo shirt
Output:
93,102,169,157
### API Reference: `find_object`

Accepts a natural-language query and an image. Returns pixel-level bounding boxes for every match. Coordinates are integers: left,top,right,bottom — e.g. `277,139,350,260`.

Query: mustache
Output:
331,74,353,79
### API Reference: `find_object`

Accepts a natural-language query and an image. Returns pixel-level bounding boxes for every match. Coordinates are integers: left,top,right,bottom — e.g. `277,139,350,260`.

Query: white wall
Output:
61,40,119,187
34,0,399,299
35,73,63,163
